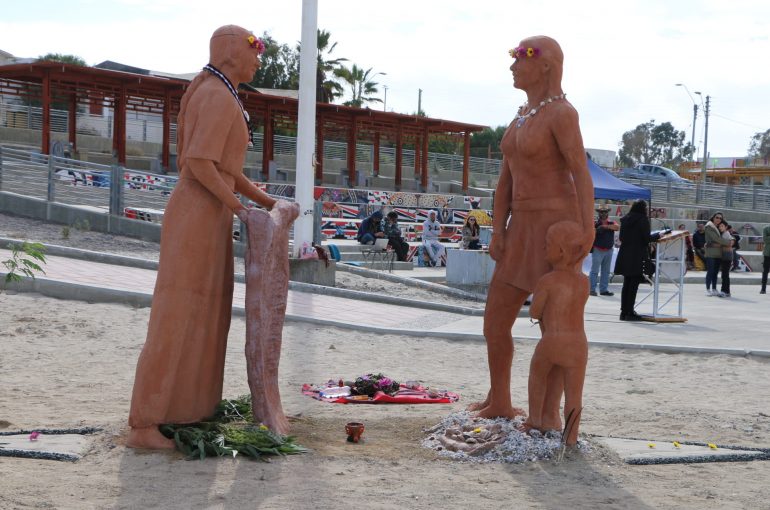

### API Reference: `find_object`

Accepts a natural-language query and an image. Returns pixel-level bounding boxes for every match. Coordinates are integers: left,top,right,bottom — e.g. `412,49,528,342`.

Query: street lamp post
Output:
383,85,388,112
675,83,699,157
696,92,711,184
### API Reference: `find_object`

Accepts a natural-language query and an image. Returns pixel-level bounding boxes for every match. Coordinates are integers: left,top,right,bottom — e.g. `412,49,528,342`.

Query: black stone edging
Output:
0,426,102,436
0,427,103,463
0,449,80,462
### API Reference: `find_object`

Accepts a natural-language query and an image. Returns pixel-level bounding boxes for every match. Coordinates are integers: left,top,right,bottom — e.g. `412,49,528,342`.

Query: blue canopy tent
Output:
587,158,651,201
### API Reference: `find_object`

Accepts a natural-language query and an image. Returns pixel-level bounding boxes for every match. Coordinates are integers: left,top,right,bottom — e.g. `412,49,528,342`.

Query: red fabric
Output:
302,384,459,405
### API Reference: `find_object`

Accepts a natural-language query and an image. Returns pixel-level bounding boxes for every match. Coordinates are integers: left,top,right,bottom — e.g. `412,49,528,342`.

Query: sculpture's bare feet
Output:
260,412,290,436
126,426,176,450
466,390,491,412
517,420,540,434
541,417,563,431
475,404,527,420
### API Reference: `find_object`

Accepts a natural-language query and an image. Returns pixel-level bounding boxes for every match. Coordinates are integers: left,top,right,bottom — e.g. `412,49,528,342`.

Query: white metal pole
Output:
293,0,318,256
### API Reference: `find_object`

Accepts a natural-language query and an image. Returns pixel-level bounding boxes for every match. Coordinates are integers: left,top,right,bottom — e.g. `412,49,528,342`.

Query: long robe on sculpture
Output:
127,25,277,449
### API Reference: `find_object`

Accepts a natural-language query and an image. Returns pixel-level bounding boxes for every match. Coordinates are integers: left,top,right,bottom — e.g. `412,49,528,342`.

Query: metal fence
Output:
618,176,770,212
1,103,502,174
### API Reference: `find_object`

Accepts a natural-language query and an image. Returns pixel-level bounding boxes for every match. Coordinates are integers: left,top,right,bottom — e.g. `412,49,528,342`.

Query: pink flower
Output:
29,431,40,441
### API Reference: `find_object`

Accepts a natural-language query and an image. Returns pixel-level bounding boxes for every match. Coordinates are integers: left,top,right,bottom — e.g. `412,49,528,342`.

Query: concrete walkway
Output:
1,247,769,357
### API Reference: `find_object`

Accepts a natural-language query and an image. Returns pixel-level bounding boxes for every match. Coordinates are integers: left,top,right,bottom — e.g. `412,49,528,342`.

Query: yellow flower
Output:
526,47,535,57
248,35,256,45
259,424,269,431
708,443,717,450
473,428,482,434
647,442,656,448
508,49,516,58
673,441,681,448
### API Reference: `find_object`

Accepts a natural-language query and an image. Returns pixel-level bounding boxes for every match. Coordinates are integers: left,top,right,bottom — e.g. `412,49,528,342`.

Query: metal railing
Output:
1,103,502,174
617,176,770,212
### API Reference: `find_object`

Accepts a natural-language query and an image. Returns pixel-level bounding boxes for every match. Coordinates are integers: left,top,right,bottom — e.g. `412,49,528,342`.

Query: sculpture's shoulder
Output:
550,99,579,122
189,77,238,113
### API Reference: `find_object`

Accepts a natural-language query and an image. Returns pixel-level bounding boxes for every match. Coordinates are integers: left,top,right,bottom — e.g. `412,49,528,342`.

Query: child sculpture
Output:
522,221,589,446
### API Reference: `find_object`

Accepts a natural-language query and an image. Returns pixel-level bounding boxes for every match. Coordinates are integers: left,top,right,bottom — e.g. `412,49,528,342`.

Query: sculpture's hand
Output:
489,232,505,261
235,207,249,223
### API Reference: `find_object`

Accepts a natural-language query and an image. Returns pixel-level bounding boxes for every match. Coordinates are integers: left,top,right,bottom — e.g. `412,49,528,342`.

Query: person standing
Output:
703,212,732,296
692,222,706,267
729,225,742,271
718,222,733,297
679,223,696,270
589,205,618,296
613,200,661,321
761,223,770,294
422,210,445,266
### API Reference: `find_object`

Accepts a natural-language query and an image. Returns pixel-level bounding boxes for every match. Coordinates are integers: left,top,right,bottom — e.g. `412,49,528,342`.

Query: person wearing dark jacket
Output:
613,200,662,321
383,211,409,261
356,210,385,245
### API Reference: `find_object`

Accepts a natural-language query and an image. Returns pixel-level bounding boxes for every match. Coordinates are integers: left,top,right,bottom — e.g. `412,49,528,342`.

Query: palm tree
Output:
297,29,347,103
334,64,385,108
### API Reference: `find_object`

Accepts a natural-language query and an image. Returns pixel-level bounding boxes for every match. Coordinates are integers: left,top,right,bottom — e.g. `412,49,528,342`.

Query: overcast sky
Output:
2,0,769,158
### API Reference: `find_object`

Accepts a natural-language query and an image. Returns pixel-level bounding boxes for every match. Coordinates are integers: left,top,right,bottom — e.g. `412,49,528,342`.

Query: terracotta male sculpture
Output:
522,221,588,446
127,25,278,449
472,36,594,420
243,203,298,435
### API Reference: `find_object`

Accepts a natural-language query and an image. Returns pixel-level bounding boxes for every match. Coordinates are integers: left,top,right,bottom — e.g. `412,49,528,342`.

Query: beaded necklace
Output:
203,64,254,147
514,93,566,128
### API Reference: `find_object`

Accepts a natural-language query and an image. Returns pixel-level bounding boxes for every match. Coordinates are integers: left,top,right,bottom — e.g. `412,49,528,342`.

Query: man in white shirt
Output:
422,210,445,266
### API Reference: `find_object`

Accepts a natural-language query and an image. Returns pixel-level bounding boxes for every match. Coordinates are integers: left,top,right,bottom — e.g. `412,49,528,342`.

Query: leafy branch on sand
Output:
159,395,307,461
2,242,47,285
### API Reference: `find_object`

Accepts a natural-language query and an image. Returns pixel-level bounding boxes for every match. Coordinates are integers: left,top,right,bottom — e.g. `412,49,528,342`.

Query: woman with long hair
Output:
703,211,732,297
462,215,481,250
613,200,661,321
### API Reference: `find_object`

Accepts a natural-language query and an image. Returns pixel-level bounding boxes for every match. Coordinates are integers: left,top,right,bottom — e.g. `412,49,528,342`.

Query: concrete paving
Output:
0,433,92,461
594,437,769,465
1,247,769,357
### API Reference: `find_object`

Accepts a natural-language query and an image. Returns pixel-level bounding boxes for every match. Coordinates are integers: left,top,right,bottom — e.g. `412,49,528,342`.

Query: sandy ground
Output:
1,291,770,510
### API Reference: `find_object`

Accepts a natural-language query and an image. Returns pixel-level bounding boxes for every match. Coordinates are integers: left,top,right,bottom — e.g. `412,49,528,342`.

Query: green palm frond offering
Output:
159,395,307,461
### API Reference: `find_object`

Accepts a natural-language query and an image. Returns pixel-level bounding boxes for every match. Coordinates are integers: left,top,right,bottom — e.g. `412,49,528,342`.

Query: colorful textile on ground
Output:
302,381,460,404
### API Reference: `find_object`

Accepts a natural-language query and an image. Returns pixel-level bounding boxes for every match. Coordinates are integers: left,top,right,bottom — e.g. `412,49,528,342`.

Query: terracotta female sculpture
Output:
127,25,277,449
522,221,589,446
472,36,594,421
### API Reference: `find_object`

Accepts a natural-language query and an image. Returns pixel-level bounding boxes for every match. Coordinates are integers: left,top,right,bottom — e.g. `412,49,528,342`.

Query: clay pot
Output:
345,422,365,443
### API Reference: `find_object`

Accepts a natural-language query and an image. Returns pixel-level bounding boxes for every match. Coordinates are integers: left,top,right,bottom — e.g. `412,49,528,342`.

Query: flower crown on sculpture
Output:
509,46,540,59
247,35,266,55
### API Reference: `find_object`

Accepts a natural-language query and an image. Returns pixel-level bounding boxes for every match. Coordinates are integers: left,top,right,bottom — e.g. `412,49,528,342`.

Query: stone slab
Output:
0,433,91,461
446,249,495,285
595,436,768,465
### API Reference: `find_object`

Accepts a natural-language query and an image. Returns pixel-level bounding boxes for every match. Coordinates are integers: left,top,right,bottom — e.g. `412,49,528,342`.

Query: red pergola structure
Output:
0,62,486,191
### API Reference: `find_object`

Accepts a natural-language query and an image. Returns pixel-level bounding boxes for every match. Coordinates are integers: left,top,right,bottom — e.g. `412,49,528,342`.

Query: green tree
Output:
470,125,507,159
617,120,694,169
249,33,299,90
334,64,384,108
36,53,87,66
748,129,770,159
295,29,348,103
